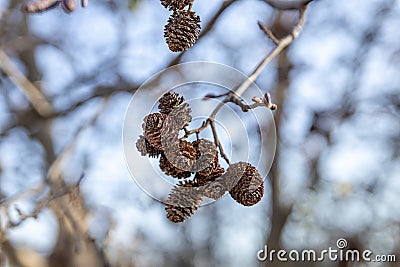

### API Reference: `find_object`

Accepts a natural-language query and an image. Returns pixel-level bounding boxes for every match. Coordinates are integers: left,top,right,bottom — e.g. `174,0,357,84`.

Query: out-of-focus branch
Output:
47,98,109,182
5,175,84,228
50,83,136,118
0,98,108,229
25,0,88,13
263,0,314,10
25,0,60,13
0,49,54,117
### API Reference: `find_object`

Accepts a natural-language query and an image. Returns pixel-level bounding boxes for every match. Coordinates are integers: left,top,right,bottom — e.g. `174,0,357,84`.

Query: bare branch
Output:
235,5,308,97
180,3,310,164
209,119,230,165
25,0,60,13
0,49,54,117
258,21,280,45
263,0,314,10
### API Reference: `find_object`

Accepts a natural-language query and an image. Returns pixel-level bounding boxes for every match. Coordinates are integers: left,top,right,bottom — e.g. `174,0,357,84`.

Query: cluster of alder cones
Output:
136,92,265,223
161,0,201,52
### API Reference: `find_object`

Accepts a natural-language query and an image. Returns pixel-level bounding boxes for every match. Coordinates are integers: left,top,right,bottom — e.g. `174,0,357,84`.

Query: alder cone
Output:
164,10,201,52
192,139,218,175
161,0,193,11
229,163,264,206
158,92,184,114
168,103,192,129
224,162,250,191
195,166,225,186
159,140,196,179
195,166,226,200
161,103,192,148
143,113,167,150
136,135,162,158
165,180,203,223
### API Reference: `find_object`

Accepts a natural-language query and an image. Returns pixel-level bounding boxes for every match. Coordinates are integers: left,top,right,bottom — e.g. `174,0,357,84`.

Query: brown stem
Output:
258,21,280,45
209,119,230,165
180,4,309,164
0,49,54,117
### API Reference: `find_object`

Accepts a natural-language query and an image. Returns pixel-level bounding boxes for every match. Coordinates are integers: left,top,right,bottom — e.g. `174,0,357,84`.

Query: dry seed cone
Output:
158,92,185,114
164,10,201,52
192,139,218,175
165,180,203,223
142,113,167,150
161,0,193,11
136,135,162,158
195,166,226,200
228,163,264,206
159,140,196,179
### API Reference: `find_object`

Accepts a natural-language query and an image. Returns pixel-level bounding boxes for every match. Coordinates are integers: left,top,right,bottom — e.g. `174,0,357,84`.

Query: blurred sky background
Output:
1,0,400,266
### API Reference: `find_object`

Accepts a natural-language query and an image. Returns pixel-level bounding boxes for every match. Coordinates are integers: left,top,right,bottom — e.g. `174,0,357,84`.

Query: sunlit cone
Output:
143,113,167,150
159,140,196,179
158,92,185,114
160,0,193,11
192,139,218,175
136,135,162,158
165,180,203,223
229,163,264,206
164,10,201,52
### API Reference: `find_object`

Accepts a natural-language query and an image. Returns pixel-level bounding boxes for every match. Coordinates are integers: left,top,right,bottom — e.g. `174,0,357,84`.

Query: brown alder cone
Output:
136,135,162,158
142,113,167,151
165,180,203,223
159,140,196,179
160,103,192,154
161,0,194,11
164,10,201,52
228,163,264,206
158,92,185,114
195,166,226,200
223,162,250,190
192,139,218,175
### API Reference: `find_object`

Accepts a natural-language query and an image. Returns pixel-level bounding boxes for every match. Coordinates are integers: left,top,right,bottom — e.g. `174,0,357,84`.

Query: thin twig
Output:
235,5,308,97
183,120,210,138
258,21,280,45
209,119,230,165
182,4,310,164
5,176,83,228
0,49,54,117
1,98,107,231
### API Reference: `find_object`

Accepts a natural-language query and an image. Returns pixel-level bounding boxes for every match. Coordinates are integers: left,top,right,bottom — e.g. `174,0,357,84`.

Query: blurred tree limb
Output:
0,49,54,117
